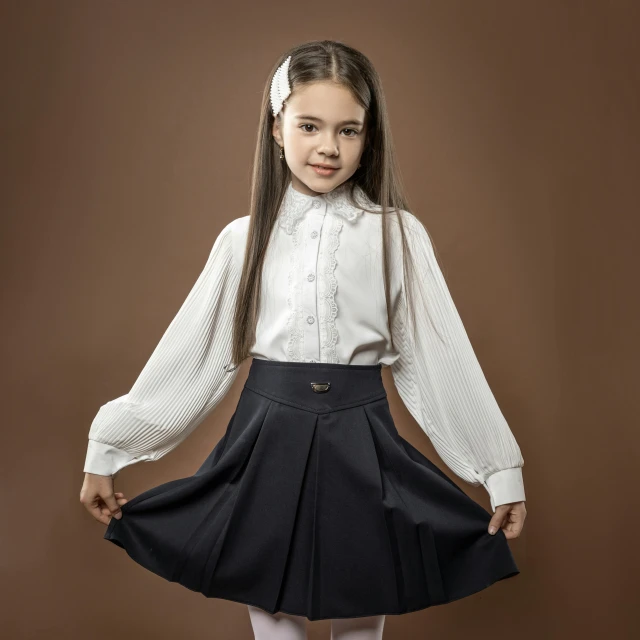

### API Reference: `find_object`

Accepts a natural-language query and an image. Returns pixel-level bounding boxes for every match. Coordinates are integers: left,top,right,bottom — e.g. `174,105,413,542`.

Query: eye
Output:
299,124,361,137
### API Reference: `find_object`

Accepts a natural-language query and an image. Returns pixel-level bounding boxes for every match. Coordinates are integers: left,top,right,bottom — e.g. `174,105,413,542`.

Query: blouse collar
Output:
277,180,371,234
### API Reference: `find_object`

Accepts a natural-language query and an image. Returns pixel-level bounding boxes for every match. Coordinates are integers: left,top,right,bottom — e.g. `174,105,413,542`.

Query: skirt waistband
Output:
244,357,386,414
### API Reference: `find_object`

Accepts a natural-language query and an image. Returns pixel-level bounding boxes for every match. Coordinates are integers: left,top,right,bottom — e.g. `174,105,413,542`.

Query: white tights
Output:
247,605,385,639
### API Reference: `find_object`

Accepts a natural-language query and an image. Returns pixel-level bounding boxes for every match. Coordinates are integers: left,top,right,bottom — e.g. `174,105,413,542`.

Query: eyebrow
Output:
294,115,364,127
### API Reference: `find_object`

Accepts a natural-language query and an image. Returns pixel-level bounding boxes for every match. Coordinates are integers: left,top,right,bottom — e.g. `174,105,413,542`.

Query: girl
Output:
80,40,527,639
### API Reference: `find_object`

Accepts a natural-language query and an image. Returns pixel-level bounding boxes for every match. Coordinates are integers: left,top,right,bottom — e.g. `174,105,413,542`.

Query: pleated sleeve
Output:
83,220,241,477
390,212,525,513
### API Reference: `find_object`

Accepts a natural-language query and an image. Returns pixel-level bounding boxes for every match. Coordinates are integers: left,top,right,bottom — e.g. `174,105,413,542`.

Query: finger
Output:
84,498,112,526
503,507,524,539
503,522,522,539
512,508,526,536
488,505,508,535
102,496,129,516
101,490,123,521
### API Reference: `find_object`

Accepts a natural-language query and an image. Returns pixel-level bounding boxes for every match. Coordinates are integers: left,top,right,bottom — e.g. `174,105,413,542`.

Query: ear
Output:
272,117,283,146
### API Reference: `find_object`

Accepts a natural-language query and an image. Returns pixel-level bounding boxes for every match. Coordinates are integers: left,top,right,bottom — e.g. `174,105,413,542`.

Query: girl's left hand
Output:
100,492,129,521
488,501,526,539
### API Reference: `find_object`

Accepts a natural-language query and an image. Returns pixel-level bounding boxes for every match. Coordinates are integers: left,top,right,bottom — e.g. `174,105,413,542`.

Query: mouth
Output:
310,164,339,176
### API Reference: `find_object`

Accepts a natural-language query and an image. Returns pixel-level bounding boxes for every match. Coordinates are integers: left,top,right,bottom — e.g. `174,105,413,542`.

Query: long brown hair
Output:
227,40,444,370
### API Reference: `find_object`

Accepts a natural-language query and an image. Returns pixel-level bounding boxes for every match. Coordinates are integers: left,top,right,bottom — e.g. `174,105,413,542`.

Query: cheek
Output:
287,136,314,157
344,142,364,162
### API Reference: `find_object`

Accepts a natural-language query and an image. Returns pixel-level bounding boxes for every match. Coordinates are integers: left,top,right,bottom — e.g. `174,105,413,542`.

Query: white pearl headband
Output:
270,55,292,118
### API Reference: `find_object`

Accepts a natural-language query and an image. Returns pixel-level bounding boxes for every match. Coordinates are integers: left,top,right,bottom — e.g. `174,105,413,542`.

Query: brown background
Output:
2,1,638,638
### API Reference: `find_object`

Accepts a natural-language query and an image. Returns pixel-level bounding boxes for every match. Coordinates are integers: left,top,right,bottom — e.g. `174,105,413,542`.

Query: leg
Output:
330,615,386,640
247,604,308,640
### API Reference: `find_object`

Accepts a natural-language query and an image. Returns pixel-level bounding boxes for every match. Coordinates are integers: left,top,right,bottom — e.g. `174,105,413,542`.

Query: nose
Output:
316,133,339,156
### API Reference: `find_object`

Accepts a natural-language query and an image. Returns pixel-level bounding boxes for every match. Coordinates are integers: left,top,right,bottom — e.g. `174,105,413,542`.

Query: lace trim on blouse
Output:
279,181,369,363
277,181,369,234
317,216,343,363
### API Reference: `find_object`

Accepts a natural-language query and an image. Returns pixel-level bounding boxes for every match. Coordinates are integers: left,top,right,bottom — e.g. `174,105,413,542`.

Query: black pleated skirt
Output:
104,357,519,620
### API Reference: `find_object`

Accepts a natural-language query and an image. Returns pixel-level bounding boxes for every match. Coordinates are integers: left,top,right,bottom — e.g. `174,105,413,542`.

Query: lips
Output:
310,164,338,177
311,164,339,169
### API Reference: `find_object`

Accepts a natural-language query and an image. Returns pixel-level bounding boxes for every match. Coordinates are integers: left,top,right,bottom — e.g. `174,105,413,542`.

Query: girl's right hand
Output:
80,472,129,525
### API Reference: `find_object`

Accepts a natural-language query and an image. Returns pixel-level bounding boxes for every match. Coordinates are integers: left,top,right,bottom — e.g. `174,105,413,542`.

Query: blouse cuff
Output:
83,439,150,477
482,467,526,513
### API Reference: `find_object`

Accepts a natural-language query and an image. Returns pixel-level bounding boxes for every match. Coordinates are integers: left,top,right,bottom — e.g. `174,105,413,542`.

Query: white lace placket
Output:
279,182,367,364
285,196,343,364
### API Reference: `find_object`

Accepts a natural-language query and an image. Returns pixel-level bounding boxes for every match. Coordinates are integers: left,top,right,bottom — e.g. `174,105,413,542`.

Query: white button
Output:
306,315,315,324
307,272,315,281
311,230,318,238
312,200,321,209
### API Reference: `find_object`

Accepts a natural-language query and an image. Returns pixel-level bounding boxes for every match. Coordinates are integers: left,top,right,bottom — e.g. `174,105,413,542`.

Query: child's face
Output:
272,81,367,196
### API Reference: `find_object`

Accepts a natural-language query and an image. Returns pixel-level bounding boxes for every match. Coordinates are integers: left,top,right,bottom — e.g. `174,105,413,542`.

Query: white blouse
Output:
83,180,525,513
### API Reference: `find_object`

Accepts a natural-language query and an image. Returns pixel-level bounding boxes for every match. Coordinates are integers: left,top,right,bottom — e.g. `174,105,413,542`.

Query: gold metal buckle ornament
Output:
310,381,331,393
